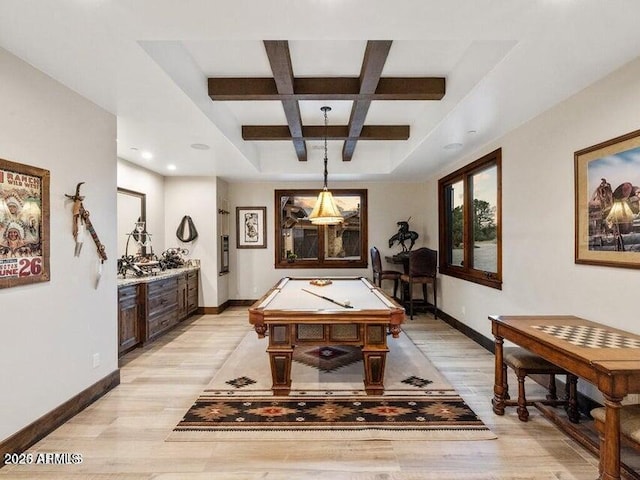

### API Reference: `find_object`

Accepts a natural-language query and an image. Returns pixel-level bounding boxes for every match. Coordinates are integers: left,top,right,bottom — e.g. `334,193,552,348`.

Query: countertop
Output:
117,266,199,287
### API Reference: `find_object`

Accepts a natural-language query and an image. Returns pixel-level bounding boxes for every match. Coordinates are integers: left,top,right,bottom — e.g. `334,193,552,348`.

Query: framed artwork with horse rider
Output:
0,157,50,288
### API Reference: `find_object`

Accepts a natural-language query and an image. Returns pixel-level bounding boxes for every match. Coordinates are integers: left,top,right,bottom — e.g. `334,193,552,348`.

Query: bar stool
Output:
502,347,580,423
399,247,437,319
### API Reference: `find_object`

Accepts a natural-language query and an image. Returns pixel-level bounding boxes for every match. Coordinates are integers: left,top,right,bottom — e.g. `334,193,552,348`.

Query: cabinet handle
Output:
160,319,169,326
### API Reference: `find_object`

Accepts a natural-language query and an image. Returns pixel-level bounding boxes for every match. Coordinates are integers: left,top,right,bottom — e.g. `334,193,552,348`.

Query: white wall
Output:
427,55,640,344
217,177,230,304
117,159,165,256
164,177,218,307
227,181,429,299
0,48,117,441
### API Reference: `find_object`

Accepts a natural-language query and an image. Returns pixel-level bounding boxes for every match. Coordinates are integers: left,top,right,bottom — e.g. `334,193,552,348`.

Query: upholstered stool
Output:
591,404,640,453
502,347,580,423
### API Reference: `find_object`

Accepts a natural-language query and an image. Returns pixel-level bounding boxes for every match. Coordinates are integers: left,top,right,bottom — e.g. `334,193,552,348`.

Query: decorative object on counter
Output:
118,220,159,279
388,217,419,252
0,157,50,289
65,182,107,266
125,219,152,257
176,215,198,242
117,255,145,277
160,247,189,269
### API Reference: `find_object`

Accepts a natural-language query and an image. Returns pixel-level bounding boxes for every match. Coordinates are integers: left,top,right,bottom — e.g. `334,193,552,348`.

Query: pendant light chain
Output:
322,105,331,190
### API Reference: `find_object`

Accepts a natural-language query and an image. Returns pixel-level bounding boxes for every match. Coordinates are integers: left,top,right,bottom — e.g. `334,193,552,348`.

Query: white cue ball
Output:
344,300,351,306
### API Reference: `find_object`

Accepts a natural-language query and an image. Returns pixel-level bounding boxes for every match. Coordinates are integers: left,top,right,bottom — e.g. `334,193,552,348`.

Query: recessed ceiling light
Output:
467,130,477,135
443,142,463,150
130,147,138,151
167,164,177,171
141,151,153,160
190,143,210,150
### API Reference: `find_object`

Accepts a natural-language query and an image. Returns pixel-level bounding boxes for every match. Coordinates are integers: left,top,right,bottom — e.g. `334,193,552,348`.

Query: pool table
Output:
248,277,405,395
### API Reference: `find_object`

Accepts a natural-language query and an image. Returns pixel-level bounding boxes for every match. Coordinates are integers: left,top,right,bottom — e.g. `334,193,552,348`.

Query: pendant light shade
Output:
309,106,344,225
309,189,343,225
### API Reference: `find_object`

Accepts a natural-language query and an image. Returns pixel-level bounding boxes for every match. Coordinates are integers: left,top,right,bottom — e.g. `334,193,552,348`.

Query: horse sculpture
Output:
388,220,419,252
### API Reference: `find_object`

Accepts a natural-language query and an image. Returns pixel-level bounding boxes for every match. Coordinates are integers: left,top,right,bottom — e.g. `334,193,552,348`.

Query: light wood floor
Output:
0,308,615,479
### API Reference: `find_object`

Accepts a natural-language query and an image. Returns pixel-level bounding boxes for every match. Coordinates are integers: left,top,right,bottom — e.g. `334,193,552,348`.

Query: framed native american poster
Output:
0,158,50,288
575,129,640,269
236,206,266,249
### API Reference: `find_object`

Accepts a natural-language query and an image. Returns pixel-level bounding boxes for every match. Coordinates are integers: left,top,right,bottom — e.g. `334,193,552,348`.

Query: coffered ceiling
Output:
1,1,640,182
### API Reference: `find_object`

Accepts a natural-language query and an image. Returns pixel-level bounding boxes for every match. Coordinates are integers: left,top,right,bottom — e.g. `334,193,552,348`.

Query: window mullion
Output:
463,173,473,272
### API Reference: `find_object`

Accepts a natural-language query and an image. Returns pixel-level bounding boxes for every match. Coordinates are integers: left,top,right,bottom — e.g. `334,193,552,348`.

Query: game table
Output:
490,315,640,480
248,277,405,395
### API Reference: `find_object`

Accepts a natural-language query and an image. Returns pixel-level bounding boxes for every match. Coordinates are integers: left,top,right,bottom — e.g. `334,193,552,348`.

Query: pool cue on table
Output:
301,288,354,309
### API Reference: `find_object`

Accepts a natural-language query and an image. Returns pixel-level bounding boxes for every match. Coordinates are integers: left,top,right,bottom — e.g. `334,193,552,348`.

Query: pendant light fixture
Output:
308,106,344,225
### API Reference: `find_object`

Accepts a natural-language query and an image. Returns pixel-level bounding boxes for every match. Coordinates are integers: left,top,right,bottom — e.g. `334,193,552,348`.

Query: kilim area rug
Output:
167,329,496,441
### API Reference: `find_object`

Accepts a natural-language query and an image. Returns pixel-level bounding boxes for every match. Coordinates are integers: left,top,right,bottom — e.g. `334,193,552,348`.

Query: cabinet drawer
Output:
187,294,198,312
148,290,177,317
118,285,138,302
147,277,178,296
148,309,178,338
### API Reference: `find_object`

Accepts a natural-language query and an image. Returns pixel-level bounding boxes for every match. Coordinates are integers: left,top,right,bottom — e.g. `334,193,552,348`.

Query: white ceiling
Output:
2,0,640,182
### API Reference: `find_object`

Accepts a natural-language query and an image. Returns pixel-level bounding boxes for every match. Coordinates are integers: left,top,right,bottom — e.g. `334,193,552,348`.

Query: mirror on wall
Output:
117,188,147,258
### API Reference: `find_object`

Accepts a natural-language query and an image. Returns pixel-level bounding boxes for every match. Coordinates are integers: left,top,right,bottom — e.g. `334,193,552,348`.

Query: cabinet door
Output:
178,274,188,320
118,286,140,355
187,270,199,314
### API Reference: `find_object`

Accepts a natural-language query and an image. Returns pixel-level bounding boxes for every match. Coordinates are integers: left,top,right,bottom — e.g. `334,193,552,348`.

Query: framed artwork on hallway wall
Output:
236,206,267,249
575,128,640,269
0,157,50,288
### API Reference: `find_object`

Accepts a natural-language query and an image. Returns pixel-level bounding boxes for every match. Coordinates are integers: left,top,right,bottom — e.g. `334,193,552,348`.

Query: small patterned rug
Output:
167,329,495,441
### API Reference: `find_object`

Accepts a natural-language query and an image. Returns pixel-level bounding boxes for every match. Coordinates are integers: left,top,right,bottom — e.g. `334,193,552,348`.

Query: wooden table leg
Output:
362,348,387,395
267,324,293,396
268,348,293,396
600,394,623,480
492,335,506,415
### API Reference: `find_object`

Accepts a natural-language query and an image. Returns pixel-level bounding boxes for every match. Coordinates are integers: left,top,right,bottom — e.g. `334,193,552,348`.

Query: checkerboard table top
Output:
532,324,640,349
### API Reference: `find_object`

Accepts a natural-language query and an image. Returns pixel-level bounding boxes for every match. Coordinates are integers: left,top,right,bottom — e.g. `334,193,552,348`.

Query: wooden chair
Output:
370,246,401,299
399,247,437,319
502,347,580,423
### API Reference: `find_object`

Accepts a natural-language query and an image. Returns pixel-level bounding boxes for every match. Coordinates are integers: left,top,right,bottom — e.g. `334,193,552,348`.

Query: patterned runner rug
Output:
167,329,495,441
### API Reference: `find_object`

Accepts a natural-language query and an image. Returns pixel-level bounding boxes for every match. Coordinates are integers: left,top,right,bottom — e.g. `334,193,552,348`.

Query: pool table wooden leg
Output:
268,348,293,396
362,348,388,395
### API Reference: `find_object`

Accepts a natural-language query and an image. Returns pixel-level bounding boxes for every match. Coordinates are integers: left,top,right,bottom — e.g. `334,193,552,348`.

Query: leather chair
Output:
400,247,437,319
370,246,401,299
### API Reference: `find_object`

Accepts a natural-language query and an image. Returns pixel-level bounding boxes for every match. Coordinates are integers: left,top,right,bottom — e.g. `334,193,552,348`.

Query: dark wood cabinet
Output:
143,276,179,341
118,284,141,355
178,273,188,320
187,270,199,314
117,268,199,356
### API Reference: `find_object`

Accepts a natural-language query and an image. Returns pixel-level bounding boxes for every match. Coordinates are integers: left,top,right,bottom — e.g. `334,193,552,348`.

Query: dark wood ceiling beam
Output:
263,40,307,161
208,77,445,101
343,40,392,161
242,125,410,141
